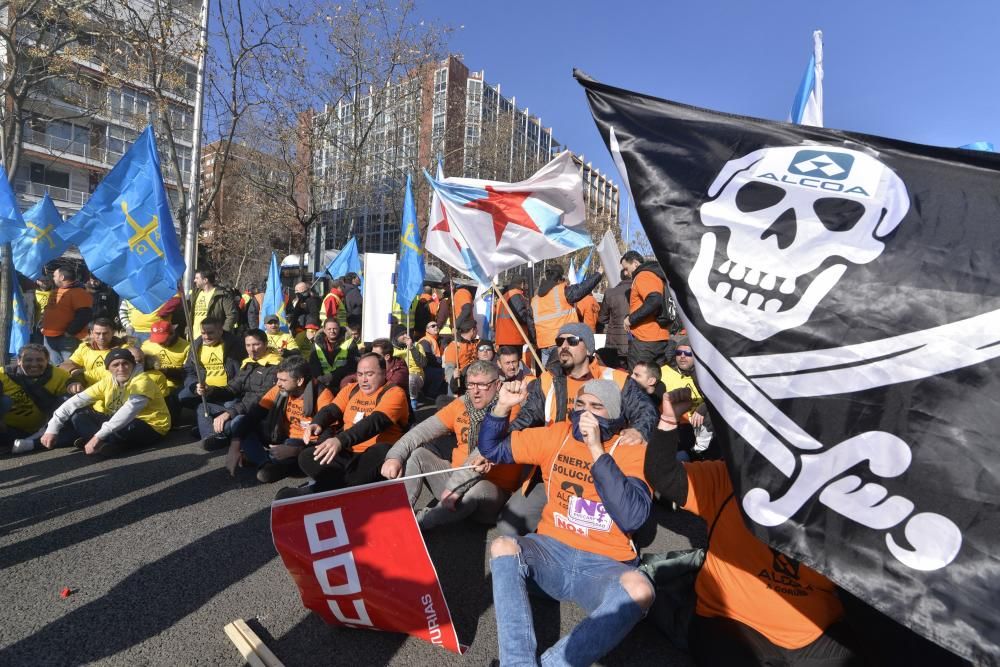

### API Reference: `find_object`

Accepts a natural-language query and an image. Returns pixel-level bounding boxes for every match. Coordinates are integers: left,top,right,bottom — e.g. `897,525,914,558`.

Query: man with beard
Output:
2,344,71,451
380,360,523,531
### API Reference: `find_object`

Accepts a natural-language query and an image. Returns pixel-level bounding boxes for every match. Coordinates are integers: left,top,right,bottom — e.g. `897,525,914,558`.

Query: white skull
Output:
689,145,910,340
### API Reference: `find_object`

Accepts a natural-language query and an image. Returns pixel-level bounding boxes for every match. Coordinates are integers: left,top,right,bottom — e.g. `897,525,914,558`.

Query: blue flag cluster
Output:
395,174,424,315
56,126,185,313
0,173,26,246
7,266,30,356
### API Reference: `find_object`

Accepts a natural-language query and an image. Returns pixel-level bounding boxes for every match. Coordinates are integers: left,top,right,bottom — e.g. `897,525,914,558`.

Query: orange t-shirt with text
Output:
258,385,335,441
629,271,669,342
684,461,844,649
332,383,409,452
437,399,523,492
509,421,648,562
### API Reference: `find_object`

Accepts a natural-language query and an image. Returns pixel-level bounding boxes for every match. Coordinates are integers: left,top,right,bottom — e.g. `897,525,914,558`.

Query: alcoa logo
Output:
787,150,854,180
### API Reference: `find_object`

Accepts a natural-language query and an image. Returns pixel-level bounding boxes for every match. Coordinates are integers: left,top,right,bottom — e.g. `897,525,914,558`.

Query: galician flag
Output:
424,152,590,283
788,30,824,127
425,161,489,285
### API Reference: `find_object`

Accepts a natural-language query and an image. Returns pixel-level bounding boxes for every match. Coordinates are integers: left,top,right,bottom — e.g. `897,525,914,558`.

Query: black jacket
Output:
190,288,239,332
225,356,282,417
342,284,363,321
288,292,321,331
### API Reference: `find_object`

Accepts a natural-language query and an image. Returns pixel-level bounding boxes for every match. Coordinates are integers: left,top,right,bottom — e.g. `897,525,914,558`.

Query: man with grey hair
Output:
380,359,526,531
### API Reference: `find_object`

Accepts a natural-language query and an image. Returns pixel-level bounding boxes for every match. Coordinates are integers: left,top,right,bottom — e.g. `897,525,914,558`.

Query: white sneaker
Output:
12,439,35,454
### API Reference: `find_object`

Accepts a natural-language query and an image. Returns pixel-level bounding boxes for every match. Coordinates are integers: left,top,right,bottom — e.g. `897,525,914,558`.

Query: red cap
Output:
149,320,172,344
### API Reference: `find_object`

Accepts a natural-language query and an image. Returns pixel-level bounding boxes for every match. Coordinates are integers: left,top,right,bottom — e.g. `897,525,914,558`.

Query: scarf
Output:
463,391,497,452
6,362,60,414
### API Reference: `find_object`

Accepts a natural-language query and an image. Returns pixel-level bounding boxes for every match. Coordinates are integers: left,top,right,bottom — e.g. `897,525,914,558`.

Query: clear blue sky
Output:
417,0,1000,241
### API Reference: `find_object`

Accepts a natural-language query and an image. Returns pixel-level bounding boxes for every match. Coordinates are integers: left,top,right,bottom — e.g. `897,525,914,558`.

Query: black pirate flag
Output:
577,71,1000,663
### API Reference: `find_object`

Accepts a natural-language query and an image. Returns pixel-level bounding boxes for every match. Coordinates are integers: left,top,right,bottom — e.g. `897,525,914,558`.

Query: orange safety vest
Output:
419,334,442,359
494,288,528,346
531,283,579,349
537,359,627,425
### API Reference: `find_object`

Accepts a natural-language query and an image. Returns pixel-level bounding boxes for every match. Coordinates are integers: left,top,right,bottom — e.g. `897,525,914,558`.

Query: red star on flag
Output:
430,202,462,252
463,186,541,244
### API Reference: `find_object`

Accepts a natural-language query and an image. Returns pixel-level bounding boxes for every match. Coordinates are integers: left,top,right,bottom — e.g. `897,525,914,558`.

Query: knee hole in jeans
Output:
490,536,521,559
619,570,655,610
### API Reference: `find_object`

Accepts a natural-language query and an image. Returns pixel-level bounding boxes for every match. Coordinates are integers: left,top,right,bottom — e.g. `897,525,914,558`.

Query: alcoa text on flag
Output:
424,151,591,282
578,70,1000,664
271,480,463,654
56,126,185,313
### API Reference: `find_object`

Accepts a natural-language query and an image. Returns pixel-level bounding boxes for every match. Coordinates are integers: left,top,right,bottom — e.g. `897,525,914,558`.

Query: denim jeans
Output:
241,433,304,467
44,334,80,365
194,400,246,440
490,533,647,666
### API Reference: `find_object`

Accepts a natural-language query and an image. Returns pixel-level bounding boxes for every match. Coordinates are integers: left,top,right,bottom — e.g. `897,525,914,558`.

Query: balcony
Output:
22,127,115,166
15,180,89,206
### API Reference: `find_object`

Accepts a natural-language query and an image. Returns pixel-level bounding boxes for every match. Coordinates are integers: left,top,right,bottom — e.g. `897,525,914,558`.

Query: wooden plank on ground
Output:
224,621,268,667
232,618,285,667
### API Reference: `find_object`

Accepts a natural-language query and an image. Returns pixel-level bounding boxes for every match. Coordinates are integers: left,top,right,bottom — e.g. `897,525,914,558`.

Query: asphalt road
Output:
0,410,702,667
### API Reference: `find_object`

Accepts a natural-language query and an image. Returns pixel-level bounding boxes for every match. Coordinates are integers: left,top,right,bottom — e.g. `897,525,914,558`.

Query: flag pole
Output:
182,0,210,288
493,284,543,370
177,281,211,419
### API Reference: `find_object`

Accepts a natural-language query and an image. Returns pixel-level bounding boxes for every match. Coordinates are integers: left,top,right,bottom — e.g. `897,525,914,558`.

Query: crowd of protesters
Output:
2,253,956,667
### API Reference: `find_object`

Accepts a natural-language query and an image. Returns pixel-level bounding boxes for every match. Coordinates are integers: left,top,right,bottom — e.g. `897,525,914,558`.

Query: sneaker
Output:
11,438,35,454
257,463,292,484
199,435,229,451
274,481,316,500
73,437,87,449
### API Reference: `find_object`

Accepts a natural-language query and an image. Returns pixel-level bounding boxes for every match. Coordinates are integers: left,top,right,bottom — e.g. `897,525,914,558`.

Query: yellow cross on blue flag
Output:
57,126,185,312
8,266,30,355
0,170,26,245
12,194,67,280
395,174,424,314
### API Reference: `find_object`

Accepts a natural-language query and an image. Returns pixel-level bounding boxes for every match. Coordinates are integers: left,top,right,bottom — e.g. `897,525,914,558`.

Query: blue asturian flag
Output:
56,126,185,312
0,171,26,245
262,252,288,332
8,267,30,356
395,174,425,315
12,194,67,280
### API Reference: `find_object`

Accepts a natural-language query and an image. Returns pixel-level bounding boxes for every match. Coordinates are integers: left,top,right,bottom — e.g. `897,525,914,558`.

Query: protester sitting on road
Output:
196,328,282,456
40,348,170,456
497,345,535,384
40,265,93,365
237,356,335,483
277,353,410,498
391,326,426,411
475,340,496,363
309,318,359,391
264,315,298,356
380,360,524,531
140,320,190,420
178,317,245,412
1,344,71,451
60,317,126,394
498,322,657,536
644,389,861,665
477,378,655,666
443,321,478,394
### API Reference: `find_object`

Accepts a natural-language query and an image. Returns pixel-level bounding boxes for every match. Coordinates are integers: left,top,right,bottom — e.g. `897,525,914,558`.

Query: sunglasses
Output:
477,345,493,352
555,335,583,347
675,350,694,357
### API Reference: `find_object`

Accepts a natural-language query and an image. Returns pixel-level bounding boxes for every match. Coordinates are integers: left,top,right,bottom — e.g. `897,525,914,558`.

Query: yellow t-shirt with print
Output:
83,372,171,435
69,342,125,386
0,366,71,432
192,288,215,337
199,342,229,387
126,301,162,333
141,338,190,391
266,332,297,354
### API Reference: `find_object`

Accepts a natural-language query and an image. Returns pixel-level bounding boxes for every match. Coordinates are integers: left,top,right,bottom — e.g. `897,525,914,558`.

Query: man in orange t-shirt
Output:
644,389,861,665
575,292,601,333
621,250,672,369
477,378,655,666
41,266,94,365
239,356,335,484
278,353,409,498
381,360,524,531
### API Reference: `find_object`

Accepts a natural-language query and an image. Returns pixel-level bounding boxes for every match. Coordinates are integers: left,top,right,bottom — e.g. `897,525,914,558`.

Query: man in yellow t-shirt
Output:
2,343,71,450
263,315,297,356
141,320,190,416
62,317,126,393
41,348,170,456
178,317,244,411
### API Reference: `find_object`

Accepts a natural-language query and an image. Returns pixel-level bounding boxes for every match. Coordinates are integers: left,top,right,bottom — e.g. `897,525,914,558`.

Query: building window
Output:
29,163,70,190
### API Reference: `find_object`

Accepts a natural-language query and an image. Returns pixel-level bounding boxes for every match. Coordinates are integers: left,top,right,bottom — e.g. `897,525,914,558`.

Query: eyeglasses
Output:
555,335,583,348
466,380,497,391
675,350,694,357
477,345,493,352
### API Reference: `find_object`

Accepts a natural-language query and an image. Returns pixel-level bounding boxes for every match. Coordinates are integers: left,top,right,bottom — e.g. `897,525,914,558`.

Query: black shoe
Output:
257,463,292,484
275,482,316,500
199,435,229,451
73,437,86,449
